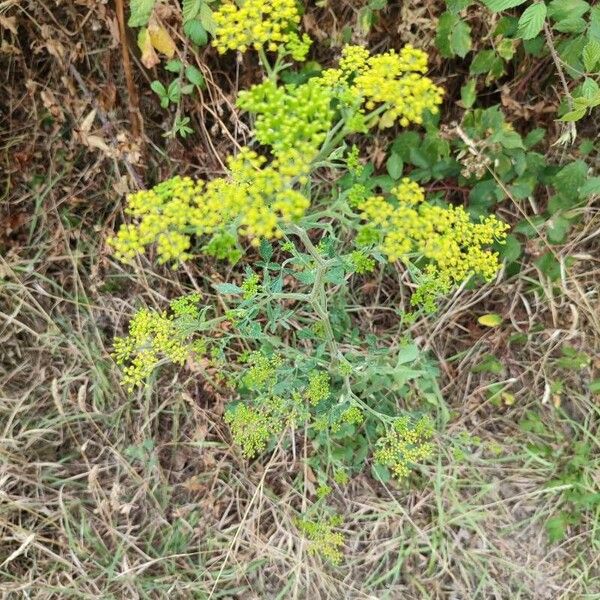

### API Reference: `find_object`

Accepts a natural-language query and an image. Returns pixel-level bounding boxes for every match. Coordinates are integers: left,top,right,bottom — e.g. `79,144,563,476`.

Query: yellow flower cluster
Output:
320,44,444,129
225,402,282,458
109,148,312,263
237,77,334,174
357,180,508,305
242,351,283,391
113,294,203,390
306,371,331,405
224,403,282,458
212,0,301,54
374,415,434,479
110,45,444,265
297,515,344,564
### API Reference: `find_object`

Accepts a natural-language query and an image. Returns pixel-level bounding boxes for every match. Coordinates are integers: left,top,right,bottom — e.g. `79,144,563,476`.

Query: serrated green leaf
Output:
259,239,273,261
497,38,516,60
128,0,156,27
590,6,600,40
185,65,205,88
199,3,217,35
547,0,589,21
553,160,588,199
554,17,587,34
150,80,166,96
500,234,522,263
547,215,572,244
482,0,527,12
214,283,243,294
580,176,600,196
386,153,404,179
183,18,208,45
182,0,202,23
470,49,499,74
581,77,600,99
583,40,600,71
535,252,561,280
435,12,457,57
446,0,472,13
516,3,546,40
436,12,472,58
164,59,183,73
371,463,391,482
451,19,472,57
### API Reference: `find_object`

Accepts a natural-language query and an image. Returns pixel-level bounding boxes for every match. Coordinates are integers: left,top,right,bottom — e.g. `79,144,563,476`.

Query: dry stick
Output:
543,21,577,142
115,0,143,139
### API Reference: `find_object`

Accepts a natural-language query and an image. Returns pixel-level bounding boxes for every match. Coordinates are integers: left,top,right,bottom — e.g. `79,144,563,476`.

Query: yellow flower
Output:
212,0,301,54
356,180,509,308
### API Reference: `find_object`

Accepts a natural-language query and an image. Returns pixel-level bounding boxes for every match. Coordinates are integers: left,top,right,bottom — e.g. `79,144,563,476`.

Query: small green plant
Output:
520,410,600,542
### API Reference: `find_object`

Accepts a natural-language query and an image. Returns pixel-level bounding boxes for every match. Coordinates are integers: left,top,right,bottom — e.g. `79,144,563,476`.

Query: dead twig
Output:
115,0,143,140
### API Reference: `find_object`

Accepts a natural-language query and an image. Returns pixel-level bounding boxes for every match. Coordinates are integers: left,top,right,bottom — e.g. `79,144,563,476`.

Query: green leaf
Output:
553,160,588,199
460,79,477,107
164,59,183,73
436,12,456,57
500,234,522,263
583,40,600,71
386,153,404,179
182,0,202,23
581,77,600,99
559,108,586,122
451,19,472,57
580,176,600,196
436,12,472,58
167,80,182,102
547,215,572,244
554,17,587,34
185,65,205,88
180,84,194,95
199,3,217,35
214,283,243,294
472,354,503,374
491,127,524,149
590,6,600,40
259,239,273,261
150,80,166,96
482,0,527,12
446,0,472,12
497,38,516,60
524,128,546,148
371,463,391,483
547,0,589,21
516,3,546,40
128,0,156,27
183,19,208,45
470,50,499,74
535,252,561,280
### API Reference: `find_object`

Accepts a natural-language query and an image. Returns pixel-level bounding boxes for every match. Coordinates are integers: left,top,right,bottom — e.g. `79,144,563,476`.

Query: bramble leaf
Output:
516,3,546,40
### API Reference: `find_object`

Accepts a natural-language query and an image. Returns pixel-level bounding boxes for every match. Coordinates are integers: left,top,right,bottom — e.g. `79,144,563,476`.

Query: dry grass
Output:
1,1,599,599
